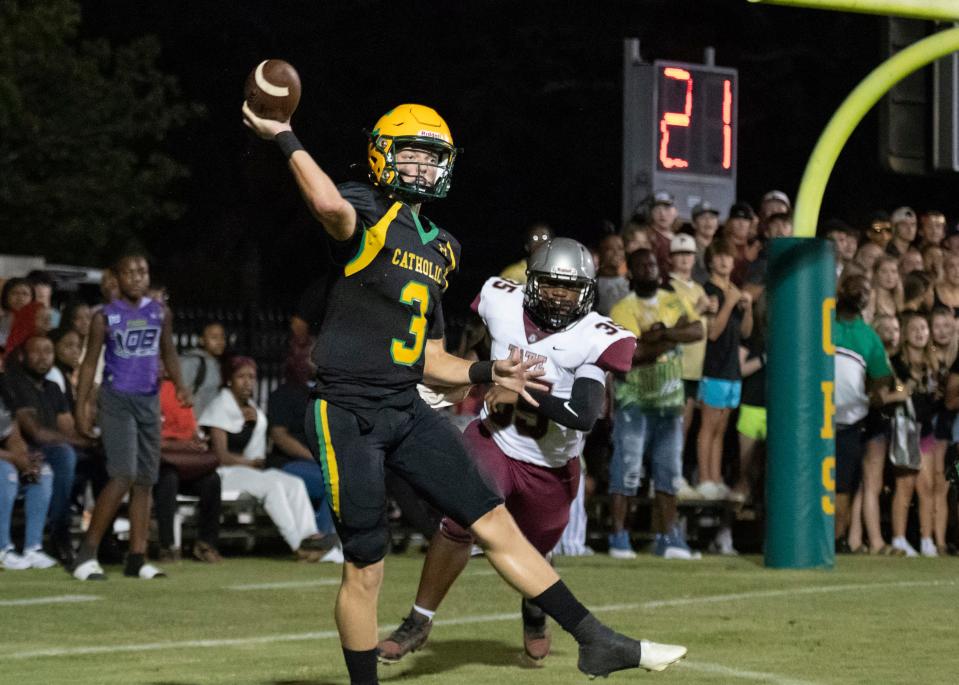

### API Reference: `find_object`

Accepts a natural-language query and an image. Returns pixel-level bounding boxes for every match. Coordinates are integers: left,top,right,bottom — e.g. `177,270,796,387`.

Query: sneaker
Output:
521,599,551,666
300,533,338,553
708,526,738,556
920,538,939,558
674,477,699,501
0,547,31,571
192,541,223,564
295,547,322,562
22,547,58,569
654,533,701,560
377,610,433,664
727,488,748,505
695,481,722,500
318,544,344,564
607,530,637,560
72,558,107,581
133,563,166,579
891,536,918,558
714,482,732,499
576,616,686,677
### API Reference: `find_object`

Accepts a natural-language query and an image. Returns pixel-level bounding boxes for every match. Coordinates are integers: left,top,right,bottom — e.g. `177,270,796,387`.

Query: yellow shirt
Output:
669,274,707,380
499,259,528,284
609,289,696,410
609,289,695,336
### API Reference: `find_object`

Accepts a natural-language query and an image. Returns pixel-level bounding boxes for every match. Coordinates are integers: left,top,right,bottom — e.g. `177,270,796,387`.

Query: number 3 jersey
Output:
102,297,165,395
474,277,636,468
311,183,461,413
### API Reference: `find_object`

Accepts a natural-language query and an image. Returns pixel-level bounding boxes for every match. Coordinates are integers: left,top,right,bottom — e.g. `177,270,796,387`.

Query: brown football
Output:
244,59,301,122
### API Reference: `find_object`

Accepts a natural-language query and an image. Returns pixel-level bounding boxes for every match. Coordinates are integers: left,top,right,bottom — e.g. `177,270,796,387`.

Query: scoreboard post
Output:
622,40,738,223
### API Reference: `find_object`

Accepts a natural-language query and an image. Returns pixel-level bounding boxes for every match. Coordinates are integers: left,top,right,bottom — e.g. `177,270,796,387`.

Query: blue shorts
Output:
609,406,682,496
698,377,742,409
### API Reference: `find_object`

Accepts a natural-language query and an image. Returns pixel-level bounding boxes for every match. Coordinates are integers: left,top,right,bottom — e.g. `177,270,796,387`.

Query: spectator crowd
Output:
1,191,958,574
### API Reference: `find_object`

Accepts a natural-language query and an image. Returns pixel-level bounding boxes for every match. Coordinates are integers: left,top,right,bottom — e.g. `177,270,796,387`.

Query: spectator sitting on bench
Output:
155,364,223,564
1,336,90,566
0,395,56,570
199,355,341,563
267,345,337,542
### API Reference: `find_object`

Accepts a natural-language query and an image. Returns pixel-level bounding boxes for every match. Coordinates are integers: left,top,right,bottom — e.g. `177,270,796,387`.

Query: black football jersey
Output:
311,182,461,412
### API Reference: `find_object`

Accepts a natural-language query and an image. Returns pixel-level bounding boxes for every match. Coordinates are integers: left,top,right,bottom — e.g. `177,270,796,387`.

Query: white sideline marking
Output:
226,569,498,591
228,579,341,591
680,660,819,685
0,595,102,607
3,579,952,664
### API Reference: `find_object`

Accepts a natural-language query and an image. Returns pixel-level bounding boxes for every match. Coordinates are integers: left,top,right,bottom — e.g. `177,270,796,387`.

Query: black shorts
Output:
934,408,955,441
683,379,699,403
835,423,864,495
862,409,889,443
305,396,503,565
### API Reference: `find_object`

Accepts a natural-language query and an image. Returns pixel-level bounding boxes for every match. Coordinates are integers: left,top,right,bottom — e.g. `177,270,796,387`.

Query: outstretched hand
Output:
491,348,548,407
242,100,292,140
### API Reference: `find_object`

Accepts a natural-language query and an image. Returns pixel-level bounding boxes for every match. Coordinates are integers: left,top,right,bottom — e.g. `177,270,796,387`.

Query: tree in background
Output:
0,0,202,264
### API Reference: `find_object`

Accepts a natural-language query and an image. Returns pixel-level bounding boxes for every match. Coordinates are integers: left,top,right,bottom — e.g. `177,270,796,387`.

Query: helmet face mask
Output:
368,105,457,204
523,238,597,332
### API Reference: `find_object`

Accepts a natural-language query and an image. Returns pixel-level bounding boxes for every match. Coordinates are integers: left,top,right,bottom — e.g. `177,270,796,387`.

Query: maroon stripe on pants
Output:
441,419,580,555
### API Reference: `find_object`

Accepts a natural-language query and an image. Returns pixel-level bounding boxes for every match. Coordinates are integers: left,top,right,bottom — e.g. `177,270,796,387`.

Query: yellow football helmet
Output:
367,104,457,203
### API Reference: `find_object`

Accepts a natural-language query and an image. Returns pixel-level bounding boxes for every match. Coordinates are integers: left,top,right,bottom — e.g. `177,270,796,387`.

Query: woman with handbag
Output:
889,312,940,557
155,374,223,563
835,276,901,555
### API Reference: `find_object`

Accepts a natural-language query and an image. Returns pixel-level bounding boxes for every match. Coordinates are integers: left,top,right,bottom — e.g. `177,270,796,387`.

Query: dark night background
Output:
76,0,959,320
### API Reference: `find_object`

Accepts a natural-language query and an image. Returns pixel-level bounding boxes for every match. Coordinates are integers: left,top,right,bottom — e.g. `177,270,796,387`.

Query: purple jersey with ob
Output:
102,298,165,395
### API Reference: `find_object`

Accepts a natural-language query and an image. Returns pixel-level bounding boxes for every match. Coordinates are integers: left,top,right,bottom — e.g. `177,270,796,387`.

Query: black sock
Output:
76,542,98,566
124,553,145,577
342,647,378,685
529,580,589,634
521,598,546,629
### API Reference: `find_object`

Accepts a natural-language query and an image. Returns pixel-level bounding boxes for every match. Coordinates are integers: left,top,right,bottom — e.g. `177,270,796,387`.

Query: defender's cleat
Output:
521,599,551,666
376,610,432,664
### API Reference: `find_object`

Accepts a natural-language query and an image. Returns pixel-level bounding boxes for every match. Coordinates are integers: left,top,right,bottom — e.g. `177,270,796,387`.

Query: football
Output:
244,59,301,122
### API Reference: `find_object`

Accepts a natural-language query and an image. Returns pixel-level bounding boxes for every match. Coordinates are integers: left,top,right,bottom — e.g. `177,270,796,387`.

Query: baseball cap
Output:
670,233,697,254
692,201,719,220
651,190,674,206
761,189,791,209
728,201,755,220
891,206,916,224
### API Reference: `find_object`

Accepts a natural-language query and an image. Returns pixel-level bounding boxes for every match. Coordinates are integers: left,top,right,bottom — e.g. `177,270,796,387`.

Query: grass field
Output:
1,550,956,684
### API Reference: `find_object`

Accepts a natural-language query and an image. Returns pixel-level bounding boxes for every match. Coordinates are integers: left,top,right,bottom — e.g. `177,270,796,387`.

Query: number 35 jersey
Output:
474,277,636,468
311,182,461,413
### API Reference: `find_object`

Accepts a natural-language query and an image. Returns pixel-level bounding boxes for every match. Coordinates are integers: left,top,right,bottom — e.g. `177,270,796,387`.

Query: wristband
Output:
275,130,304,159
468,360,494,384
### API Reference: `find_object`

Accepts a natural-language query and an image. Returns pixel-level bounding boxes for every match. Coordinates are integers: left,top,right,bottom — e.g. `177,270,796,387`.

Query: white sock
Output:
413,604,435,621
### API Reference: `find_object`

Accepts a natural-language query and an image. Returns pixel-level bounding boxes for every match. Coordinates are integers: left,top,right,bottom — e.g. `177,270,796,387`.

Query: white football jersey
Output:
474,277,635,468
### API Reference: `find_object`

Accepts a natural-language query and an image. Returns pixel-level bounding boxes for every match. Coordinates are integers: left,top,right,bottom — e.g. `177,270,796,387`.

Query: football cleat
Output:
377,610,433,664
521,599,551,666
